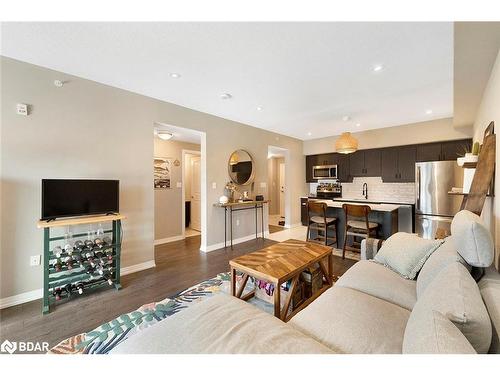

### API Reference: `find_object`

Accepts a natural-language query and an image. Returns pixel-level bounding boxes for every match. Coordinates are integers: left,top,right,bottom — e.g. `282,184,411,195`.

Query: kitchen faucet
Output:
362,182,368,200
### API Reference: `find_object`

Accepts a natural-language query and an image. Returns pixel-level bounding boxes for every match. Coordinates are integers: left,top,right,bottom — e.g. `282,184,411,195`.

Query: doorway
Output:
153,122,207,255
183,151,201,237
267,146,289,233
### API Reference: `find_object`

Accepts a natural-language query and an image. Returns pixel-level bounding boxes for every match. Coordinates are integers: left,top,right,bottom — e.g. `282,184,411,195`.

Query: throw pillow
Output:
374,232,444,279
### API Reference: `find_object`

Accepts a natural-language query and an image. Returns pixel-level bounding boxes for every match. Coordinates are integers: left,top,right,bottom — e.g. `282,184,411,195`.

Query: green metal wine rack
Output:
42,219,122,314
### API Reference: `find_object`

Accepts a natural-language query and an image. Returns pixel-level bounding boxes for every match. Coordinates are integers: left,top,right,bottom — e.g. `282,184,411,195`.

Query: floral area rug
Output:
48,272,261,354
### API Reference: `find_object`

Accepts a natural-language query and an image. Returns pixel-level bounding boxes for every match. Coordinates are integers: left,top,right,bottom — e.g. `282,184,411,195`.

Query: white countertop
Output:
302,196,414,206
314,199,401,212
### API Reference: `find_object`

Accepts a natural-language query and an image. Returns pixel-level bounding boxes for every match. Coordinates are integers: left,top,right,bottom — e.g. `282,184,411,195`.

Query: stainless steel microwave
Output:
312,164,338,179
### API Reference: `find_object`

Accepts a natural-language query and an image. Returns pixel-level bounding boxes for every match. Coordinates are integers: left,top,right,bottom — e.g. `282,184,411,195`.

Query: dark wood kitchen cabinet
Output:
316,153,336,165
441,139,472,160
349,149,381,177
416,139,472,162
333,153,351,182
301,197,308,225
305,155,317,183
305,138,470,183
381,146,416,182
306,153,351,182
349,150,365,176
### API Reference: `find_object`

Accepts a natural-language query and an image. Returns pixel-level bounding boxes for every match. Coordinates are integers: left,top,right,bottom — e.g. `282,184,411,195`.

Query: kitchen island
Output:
301,197,413,249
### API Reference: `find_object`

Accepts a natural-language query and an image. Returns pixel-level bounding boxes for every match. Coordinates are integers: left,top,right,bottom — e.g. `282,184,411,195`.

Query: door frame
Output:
268,145,291,228
181,149,201,238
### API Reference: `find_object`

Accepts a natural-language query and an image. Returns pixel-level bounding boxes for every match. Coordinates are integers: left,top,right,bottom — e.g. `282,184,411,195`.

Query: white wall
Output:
0,57,307,300
472,49,500,271
303,117,472,155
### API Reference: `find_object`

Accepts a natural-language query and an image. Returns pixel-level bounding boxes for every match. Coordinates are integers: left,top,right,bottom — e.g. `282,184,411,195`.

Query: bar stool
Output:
306,201,338,246
342,204,379,259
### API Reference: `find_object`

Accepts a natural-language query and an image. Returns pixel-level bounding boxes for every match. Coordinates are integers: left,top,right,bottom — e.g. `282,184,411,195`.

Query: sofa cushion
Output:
451,210,494,267
289,286,411,353
336,260,417,310
110,294,334,354
416,237,469,298
403,310,476,354
374,232,444,279
478,267,500,353
408,262,491,353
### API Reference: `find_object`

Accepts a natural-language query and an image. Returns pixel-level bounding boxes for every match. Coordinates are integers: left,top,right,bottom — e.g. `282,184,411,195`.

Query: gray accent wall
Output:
0,57,306,300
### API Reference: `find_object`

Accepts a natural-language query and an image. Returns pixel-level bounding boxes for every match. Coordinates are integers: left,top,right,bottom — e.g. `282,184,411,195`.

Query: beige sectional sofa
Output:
111,210,499,354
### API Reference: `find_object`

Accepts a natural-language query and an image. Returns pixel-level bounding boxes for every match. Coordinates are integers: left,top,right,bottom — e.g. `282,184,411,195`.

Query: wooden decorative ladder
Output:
461,121,496,214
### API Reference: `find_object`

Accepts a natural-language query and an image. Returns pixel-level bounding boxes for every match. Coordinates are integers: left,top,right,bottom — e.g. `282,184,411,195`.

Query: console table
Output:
214,200,270,248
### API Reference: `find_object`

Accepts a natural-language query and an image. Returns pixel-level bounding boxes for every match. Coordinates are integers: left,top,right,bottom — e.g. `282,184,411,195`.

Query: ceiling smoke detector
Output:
220,93,233,100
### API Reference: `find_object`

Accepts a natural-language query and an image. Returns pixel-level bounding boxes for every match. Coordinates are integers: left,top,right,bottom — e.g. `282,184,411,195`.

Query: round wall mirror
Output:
228,149,255,185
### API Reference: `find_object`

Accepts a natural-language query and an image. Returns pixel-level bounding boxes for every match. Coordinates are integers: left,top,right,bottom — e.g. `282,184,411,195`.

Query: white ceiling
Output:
1,22,453,140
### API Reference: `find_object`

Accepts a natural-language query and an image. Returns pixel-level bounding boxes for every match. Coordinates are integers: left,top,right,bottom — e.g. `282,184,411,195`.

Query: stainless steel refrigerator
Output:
415,161,464,239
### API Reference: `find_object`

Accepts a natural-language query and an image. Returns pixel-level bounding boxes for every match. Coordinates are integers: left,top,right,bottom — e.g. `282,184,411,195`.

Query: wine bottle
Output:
74,240,85,251
86,265,95,274
54,259,62,272
52,287,62,301
53,245,63,258
94,238,104,249
105,249,114,260
102,273,114,286
64,243,73,256
76,282,84,295
64,256,73,270
84,239,94,250
64,283,74,296
94,251,104,264
102,236,112,247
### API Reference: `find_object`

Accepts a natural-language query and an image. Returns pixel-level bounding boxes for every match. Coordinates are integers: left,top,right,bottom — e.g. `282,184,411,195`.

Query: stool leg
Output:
342,225,348,259
306,223,310,242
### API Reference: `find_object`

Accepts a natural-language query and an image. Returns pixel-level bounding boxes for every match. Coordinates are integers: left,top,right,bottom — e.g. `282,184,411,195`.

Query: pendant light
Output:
335,132,358,154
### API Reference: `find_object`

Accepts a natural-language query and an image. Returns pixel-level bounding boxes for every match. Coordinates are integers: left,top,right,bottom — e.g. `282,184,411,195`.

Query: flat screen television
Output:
41,179,119,220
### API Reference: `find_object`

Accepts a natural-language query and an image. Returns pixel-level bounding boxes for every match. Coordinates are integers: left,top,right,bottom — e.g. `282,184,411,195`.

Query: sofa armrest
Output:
361,238,385,260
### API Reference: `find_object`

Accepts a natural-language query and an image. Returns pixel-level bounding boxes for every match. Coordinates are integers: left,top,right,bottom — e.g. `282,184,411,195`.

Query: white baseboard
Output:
154,235,185,246
0,289,43,309
285,222,304,229
200,231,271,253
1,260,156,309
121,260,156,276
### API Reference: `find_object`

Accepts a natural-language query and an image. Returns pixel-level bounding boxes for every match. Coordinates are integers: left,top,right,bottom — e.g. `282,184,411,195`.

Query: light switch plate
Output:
16,103,28,116
260,182,267,188
30,255,41,266
176,182,182,188
212,182,217,189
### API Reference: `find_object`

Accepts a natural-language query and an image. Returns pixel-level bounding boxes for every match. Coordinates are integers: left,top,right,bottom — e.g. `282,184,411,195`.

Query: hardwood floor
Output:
269,224,286,233
0,235,356,352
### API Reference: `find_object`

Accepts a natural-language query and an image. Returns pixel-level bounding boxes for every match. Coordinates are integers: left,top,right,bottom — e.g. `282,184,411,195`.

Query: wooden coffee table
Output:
229,239,333,322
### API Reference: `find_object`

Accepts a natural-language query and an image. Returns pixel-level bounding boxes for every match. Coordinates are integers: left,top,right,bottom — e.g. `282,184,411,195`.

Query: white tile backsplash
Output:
309,177,415,204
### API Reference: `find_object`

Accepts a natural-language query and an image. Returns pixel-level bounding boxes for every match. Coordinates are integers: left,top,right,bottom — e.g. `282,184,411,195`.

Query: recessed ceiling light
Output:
307,132,312,136
170,73,181,79
342,115,351,122
425,109,433,115
256,106,263,111
373,65,384,72
157,131,173,140
356,123,361,127
220,93,232,100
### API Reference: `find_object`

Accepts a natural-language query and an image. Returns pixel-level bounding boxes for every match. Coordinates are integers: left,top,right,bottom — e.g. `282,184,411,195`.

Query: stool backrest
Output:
342,203,371,219
308,201,328,219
